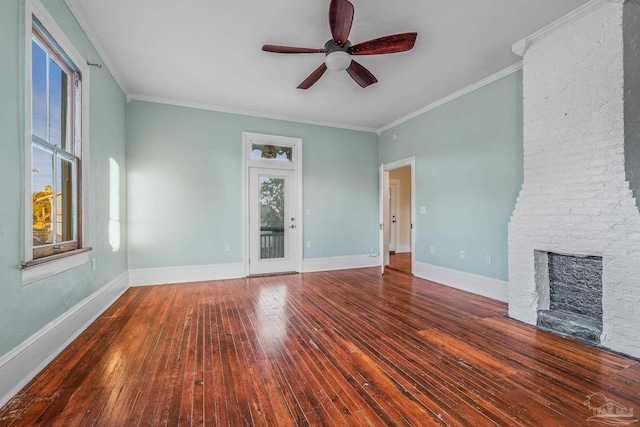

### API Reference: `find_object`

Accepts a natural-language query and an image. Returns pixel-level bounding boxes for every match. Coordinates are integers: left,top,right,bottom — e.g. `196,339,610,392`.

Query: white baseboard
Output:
130,256,381,286
394,246,411,253
302,254,380,273
0,271,129,407
129,263,245,287
414,262,508,302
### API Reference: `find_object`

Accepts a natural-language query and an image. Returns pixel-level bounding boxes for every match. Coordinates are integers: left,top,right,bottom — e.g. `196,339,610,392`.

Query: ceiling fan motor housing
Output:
324,40,352,71
324,39,352,52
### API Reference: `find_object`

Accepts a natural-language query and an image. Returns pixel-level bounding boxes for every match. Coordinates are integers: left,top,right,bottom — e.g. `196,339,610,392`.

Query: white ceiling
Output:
65,0,589,132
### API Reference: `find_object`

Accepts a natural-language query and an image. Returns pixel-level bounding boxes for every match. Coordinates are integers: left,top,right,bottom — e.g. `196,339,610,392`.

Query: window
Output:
23,0,90,280
251,144,293,162
30,20,81,259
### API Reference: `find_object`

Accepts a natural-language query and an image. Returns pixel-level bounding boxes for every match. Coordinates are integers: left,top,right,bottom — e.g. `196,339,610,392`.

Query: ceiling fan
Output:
262,0,417,89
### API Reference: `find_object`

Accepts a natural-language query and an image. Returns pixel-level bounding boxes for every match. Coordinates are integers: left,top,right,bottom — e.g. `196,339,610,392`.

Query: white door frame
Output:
379,157,416,274
242,132,303,276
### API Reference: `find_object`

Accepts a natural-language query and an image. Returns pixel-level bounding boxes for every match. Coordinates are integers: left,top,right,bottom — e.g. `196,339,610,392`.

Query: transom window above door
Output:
251,144,293,162
244,133,300,171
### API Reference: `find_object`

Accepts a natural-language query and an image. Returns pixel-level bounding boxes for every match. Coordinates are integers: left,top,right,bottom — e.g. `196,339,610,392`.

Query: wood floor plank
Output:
0,289,143,426
235,285,306,426
300,276,502,426
2,268,639,426
279,309,374,426
201,298,219,427
143,285,189,426
223,291,271,426
417,327,519,377
152,291,194,427
210,299,231,427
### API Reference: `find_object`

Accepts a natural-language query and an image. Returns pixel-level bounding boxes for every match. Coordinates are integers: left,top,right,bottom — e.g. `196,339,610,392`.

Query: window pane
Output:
260,177,285,259
251,144,293,162
56,155,75,242
48,58,68,149
32,144,54,247
31,39,47,141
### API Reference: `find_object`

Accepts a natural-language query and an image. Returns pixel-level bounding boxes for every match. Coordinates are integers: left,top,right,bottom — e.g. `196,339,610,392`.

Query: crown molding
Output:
512,0,622,56
63,0,130,96
128,94,379,134
378,0,622,134
58,0,619,137
377,62,523,134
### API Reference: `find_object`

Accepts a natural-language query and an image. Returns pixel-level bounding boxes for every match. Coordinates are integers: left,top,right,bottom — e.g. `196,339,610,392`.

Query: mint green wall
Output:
0,0,520,362
380,71,523,281
0,0,128,357
126,101,379,269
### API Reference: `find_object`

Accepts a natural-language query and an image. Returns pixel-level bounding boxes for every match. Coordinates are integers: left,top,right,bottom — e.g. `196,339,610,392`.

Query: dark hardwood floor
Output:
388,253,412,275
1,268,639,426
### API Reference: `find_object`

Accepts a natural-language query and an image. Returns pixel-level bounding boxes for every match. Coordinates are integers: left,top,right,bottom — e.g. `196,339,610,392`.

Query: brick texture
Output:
508,2,640,358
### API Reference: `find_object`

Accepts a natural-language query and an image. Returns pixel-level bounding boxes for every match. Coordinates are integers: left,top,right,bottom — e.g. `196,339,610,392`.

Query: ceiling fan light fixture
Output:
262,0,416,88
325,51,351,71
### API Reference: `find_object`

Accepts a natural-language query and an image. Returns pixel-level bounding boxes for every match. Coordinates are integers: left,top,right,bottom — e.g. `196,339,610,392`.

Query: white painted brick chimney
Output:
509,0,640,358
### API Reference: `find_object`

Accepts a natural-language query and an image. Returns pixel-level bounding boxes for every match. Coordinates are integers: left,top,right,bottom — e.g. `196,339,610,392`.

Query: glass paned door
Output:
259,175,285,260
249,168,297,274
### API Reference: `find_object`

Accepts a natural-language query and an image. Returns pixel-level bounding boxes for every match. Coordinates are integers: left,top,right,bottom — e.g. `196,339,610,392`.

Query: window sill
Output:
21,247,92,285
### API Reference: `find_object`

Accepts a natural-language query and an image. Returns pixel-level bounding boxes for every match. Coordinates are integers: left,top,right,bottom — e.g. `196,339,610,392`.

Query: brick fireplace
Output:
508,0,640,358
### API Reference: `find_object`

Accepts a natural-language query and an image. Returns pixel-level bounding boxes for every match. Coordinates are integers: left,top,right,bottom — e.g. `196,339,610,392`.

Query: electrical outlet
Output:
307,241,312,248
429,246,435,254
420,206,427,214
225,244,230,252
485,254,492,264
91,258,96,271
306,209,311,216
460,250,465,259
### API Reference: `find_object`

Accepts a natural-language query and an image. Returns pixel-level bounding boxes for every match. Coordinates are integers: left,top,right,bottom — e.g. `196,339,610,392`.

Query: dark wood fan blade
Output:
346,60,377,88
350,32,417,55
329,0,354,46
297,63,328,89
262,45,327,54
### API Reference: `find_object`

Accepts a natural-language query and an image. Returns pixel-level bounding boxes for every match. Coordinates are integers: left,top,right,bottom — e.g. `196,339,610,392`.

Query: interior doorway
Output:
379,157,415,275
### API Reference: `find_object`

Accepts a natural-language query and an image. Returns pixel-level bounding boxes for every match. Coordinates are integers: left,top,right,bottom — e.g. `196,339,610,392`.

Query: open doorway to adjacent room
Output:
380,157,415,275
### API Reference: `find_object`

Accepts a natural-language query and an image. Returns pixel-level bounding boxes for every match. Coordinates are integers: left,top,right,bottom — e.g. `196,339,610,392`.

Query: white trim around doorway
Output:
242,132,303,276
381,157,416,274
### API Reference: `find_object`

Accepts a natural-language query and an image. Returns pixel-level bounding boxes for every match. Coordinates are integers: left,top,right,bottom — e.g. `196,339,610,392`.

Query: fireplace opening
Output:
536,252,603,345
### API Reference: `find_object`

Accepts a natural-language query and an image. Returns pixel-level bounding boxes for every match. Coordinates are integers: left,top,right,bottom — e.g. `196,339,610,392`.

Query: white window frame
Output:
22,0,91,285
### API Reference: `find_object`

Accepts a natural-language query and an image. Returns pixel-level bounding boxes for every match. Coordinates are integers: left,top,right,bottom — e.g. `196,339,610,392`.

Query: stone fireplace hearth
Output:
536,252,603,345
508,0,640,358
